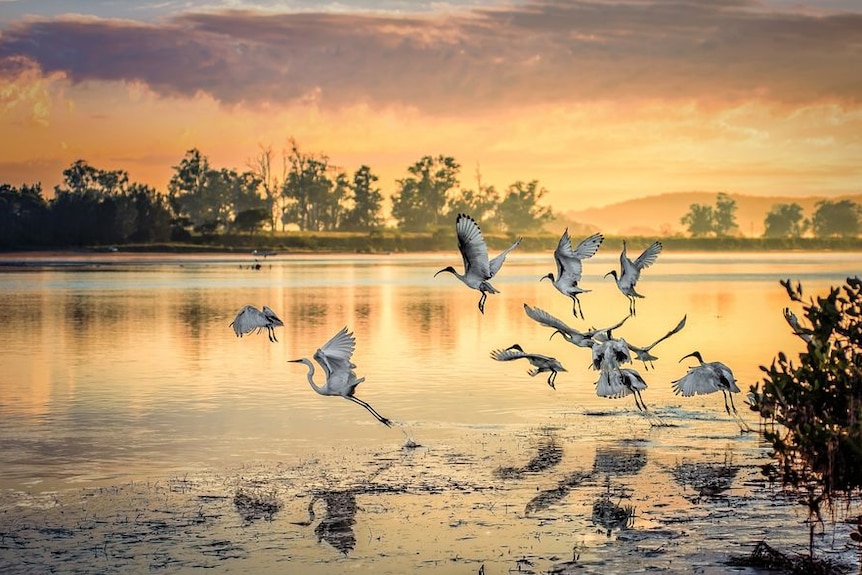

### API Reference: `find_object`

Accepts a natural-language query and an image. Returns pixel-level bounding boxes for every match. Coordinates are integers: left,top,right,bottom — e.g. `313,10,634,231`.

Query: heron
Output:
626,315,688,369
672,351,752,431
490,344,567,389
289,327,392,427
230,305,284,342
783,307,813,342
541,230,603,319
523,303,630,348
435,213,522,314
605,239,662,316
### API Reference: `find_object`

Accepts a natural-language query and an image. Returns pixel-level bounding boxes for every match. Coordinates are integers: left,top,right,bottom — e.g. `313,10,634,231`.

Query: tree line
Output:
0,143,555,248
680,192,861,238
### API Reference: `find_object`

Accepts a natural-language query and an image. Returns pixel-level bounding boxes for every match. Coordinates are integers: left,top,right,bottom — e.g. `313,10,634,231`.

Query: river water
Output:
0,249,859,573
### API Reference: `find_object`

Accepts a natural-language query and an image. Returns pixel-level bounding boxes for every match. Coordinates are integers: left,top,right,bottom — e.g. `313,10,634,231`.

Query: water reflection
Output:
670,456,741,499
591,443,648,477
591,484,636,537
496,430,563,479
293,490,358,555
524,471,590,516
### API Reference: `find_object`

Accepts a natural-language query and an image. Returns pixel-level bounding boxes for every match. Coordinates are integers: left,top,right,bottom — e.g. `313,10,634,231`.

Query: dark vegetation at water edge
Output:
74,233,862,254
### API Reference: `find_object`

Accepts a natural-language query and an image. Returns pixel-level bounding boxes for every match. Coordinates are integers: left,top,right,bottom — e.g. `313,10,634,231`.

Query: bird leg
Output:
724,391,753,432
267,327,278,343
629,296,637,316
346,395,393,427
571,296,584,320
478,292,487,314
547,371,557,389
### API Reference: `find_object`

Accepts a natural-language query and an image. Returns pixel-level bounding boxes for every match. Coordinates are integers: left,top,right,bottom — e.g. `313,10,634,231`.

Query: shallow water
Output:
0,250,860,573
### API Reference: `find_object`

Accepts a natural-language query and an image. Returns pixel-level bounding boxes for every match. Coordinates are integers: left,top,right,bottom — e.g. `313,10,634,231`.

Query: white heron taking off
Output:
435,213,521,314
230,305,284,342
605,239,662,316
289,327,392,427
672,351,752,431
541,230,604,319
490,344,567,389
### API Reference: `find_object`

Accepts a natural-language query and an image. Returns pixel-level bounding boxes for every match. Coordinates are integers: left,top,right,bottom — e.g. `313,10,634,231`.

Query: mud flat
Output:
1,410,860,574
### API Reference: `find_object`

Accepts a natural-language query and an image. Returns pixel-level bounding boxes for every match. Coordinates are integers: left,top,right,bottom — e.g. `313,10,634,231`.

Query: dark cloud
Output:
1,0,860,112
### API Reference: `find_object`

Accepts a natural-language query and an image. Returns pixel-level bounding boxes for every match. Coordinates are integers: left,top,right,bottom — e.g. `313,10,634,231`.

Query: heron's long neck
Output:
299,359,326,395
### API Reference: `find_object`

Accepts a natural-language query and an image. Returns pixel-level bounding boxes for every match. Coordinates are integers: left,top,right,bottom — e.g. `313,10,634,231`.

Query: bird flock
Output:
230,212,757,432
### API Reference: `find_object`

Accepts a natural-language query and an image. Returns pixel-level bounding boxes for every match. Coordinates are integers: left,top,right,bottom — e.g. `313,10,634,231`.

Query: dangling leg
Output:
478,291,487,314
346,395,393,427
547,370,557,389
726,391,753,432
572,296,583,319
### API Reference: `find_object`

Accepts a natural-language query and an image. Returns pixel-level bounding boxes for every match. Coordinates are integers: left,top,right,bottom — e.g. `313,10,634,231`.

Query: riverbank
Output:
3,232,862,256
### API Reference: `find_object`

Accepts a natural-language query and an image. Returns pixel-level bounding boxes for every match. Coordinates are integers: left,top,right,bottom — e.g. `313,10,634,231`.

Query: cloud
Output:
0,0,861,114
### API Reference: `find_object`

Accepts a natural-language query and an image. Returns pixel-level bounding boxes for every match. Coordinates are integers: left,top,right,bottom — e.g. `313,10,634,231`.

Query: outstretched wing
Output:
489,237,522,277
629,315,687,353
783,307,812,342
490,347,527,362
633,241,662,271
595,370,633,399
455,214,491,279
523,303,580,335
554,231,602,285
671,365,721,396
229,305,266,336
313,326,357,379
261,306,284,327
587,314,631,338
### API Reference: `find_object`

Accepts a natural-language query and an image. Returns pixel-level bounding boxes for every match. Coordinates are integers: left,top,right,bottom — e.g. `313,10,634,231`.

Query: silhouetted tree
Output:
0,183,48,247
713,193,738,236
446,166,501,230
281,141,344,231
811,199,860,238
391,155,459,231
497,180,553,232
764,202,808,238
681,203,715,237
248,145,283,232
341,165,383,231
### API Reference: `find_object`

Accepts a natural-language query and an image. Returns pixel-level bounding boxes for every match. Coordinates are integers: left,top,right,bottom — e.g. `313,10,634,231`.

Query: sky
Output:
1,0,861,212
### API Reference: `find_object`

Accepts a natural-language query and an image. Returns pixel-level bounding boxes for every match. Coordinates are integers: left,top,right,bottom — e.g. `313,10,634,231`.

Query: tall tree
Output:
446,165,501,229
281,141,344,231
497,180,553,232
713,192,738,236
168,149,213,229
763,203,808,238
811,199,861,238
391,155,459,231
680,203,715,237
342,165,384,231
248,145,283,232
0,183,48,247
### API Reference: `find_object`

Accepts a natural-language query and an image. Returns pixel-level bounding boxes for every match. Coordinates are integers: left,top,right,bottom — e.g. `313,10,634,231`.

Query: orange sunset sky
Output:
1,0,861,212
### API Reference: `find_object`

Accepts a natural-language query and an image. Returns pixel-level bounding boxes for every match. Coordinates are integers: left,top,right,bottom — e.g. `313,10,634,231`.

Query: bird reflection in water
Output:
496,430,563,479
671,457,740,499
592,480,636,537
592,444,648,478
524,471,591,516
292,490,358,555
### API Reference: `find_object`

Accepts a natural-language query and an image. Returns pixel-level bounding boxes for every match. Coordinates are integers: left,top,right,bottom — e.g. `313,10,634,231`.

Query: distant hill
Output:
551,192,862,237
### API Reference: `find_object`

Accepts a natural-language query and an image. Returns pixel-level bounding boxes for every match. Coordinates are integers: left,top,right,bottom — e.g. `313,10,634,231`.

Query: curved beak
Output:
540,273,552,282
679,351,700,363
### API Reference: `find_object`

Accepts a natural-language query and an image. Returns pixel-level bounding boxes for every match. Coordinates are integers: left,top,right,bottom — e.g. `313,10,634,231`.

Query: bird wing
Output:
229,305,266,336
633,241,662,271
629,315,687,353
713,362,741,393
783,307,812,341
455,214,491,279
489,237,522,278
490,347,527,362
523,303,580,336
554,231,603,285
595,370,632,399
586,314,631,338
262,306,284,327
619,368,648,391
313,326,357,380
671,365,722,396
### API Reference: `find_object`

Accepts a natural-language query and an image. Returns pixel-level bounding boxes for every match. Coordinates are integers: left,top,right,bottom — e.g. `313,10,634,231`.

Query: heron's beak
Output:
434,267,449,277
549,330,561,341
288,359,302,363
540,273,552,282
603,271,613,279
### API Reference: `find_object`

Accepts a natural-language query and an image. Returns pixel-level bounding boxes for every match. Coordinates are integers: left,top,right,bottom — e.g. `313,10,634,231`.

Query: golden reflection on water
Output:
0,251,858,489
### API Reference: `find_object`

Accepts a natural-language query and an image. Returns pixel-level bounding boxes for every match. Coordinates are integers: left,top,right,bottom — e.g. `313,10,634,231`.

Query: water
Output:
0,250,859,573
